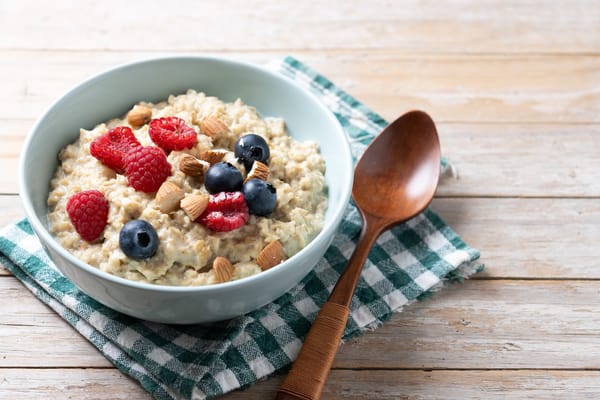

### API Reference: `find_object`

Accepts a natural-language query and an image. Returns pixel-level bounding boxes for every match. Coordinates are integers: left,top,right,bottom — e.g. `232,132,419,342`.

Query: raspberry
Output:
123,146,171,193
66,190,109,242
149,117,197,151
198,191,249,232
90,126,141,173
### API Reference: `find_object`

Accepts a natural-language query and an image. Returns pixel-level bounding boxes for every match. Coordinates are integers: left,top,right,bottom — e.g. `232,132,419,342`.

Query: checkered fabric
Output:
0,56,482,400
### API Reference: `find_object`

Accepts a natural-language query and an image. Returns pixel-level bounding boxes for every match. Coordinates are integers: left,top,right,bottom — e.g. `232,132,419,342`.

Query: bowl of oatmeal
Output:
20,56,353,323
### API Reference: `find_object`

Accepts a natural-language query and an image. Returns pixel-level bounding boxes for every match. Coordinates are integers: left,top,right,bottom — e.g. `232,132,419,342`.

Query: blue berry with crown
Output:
234,134,270,170
204,162,243,194
242,179,277,216
119,219,159,259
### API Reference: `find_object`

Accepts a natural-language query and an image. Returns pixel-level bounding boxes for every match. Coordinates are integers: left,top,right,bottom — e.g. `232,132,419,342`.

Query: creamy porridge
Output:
47,90,327,286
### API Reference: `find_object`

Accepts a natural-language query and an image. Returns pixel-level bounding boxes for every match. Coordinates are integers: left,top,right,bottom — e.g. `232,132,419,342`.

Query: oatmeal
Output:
47,90,327,286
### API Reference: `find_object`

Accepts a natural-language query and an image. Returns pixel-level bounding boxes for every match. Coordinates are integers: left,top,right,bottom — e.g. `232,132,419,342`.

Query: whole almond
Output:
245,160,269,182
213,256,235,283
155,181,184,213
179,154,209,176
180,193,209,221
257,240,287,271
200,115,228,137
127,105,153,127
198,149,228,165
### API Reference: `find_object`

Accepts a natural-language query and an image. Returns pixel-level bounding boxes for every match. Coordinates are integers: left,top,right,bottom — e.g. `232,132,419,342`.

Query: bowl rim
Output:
19,54,354,293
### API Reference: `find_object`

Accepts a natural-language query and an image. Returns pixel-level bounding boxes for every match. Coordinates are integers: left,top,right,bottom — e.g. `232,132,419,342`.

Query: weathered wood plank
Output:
1,1,598,399
1,1,599,54
3,121,600,196
334,279,600,370
0,196,23,225
431,197,600,279
0,160,19,195
2,196,599,278
222,370,600,400
2,367,600,400
0,368,149,399
3,277,600,370
0,277,113,368
436,123,600,197
2,51,600,124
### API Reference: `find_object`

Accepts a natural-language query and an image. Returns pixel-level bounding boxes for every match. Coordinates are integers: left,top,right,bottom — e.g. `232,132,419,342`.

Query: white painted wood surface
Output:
1,1,599,398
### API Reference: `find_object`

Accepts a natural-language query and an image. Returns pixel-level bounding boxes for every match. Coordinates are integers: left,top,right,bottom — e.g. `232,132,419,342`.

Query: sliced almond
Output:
245,160,269,182
179,154,209,177
213,256,235,283
180,193,209,221
155,181,185,213
257,240,287,271
127,105,153,127
200,115,228,138
198,149,228,165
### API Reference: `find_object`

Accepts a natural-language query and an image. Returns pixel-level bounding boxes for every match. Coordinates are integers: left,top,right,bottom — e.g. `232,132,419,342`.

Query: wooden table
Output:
2,1,599,398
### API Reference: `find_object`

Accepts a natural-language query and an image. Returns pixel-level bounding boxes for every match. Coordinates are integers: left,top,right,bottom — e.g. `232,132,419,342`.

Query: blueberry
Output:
204,162,243,194
242,179,277,216
234,134,270,170
119,219,159,259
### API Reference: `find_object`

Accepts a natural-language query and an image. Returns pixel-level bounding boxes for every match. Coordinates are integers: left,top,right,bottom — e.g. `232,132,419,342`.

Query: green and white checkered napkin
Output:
0,56,482,400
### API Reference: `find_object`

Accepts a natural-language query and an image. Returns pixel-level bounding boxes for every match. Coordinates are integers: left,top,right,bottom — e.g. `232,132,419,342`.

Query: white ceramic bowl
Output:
20,56,353,324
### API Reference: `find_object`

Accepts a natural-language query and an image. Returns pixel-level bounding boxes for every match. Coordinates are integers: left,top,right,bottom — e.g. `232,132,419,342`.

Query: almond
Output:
180,193,209,221
198,149,228,165
200,115,228,138
179,154,209,176
256,240,287,271
245,160,269,182
127,105,152,127
213,256,235,283
155,181,184,213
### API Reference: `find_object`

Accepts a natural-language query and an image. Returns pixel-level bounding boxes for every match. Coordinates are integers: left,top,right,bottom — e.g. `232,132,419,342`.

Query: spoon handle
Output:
275,301,349,400
276,216,384,400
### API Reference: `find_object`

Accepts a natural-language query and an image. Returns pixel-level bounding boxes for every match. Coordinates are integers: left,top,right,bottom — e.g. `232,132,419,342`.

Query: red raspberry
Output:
90,126,141,173
148,117,197,151
198,192,249,232
123,146,171,193
66,190,109,242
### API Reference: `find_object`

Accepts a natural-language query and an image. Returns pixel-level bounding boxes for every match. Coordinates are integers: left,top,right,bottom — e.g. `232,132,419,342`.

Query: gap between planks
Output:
4,368,600,400
3,51,600,124
2,47,600,57
3,0,600,54
2,366,599,372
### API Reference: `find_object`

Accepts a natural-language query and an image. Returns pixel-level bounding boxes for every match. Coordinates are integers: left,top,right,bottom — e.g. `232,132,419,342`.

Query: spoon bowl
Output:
277,110,441,400
353,110,440,223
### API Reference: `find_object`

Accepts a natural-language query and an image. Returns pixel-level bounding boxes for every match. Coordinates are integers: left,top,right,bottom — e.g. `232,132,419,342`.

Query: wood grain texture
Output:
0,196,23,224
334,279,600,370
431,198,600,279
436,124,600,197
2,1,600,398
0,369,149,400
2,369,600,400
4,122,600,196
225,370,600,400
2,51,600,124
1,0,599,53
4,277,600,371
0,277,112,368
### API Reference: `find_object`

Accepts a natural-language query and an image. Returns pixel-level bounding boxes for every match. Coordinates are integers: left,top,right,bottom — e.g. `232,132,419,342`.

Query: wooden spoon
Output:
276,110,441,400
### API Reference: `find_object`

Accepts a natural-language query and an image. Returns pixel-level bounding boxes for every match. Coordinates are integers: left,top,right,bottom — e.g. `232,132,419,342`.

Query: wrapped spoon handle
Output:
276,301,349,400
276,214,386,400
